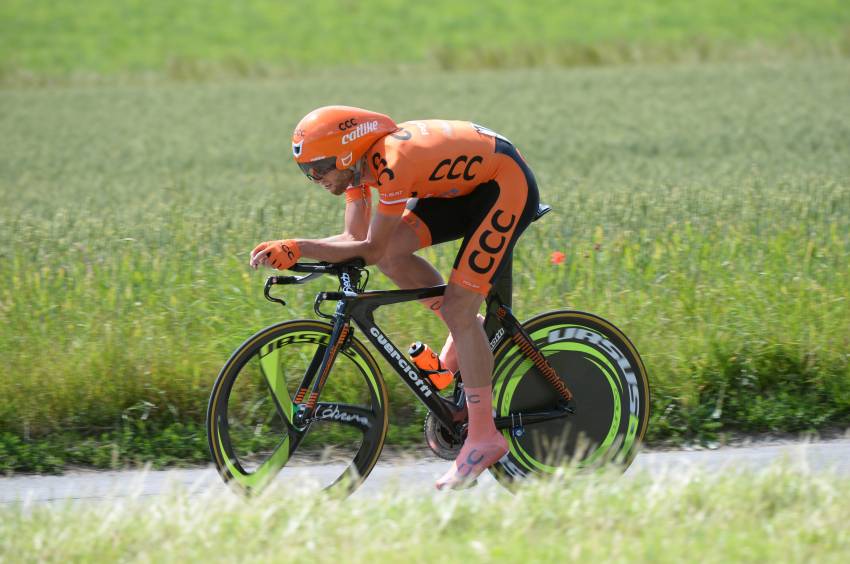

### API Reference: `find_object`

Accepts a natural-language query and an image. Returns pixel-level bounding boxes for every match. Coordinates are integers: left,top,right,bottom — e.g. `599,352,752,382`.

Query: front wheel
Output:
489,310,650,487
206,320,389,496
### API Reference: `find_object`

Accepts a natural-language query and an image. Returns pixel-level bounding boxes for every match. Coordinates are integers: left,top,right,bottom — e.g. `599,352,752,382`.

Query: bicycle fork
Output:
291,301,352,429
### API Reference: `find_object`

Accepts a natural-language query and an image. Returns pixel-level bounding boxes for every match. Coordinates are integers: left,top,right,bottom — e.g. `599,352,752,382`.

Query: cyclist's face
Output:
315,167,354,195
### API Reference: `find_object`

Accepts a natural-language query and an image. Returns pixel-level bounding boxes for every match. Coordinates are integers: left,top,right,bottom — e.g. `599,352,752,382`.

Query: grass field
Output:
1,57,849,471
1,0,849,82
2,465,849,561
2,0,850,472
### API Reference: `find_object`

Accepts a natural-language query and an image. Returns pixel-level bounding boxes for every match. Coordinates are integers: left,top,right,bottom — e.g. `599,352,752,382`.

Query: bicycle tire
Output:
207,320,389,495
489,310,650,486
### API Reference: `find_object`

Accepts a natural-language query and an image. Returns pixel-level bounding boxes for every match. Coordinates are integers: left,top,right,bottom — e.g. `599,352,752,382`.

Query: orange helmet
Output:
292,106,398,180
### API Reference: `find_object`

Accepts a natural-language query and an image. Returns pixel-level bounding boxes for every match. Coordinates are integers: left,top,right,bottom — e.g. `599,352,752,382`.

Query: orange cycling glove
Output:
252,239,301,270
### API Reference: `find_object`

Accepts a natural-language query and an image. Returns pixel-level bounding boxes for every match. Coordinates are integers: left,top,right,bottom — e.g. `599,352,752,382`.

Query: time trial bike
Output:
206,204,650,495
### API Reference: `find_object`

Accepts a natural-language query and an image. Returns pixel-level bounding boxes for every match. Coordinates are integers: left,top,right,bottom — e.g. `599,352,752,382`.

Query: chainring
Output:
423,412,463,460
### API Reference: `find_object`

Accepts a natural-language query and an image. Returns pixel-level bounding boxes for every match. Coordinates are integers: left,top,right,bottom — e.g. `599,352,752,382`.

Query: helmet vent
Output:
292,140,303,157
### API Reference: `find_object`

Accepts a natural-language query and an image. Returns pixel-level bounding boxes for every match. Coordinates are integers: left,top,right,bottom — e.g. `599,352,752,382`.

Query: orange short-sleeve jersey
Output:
364,120,504,215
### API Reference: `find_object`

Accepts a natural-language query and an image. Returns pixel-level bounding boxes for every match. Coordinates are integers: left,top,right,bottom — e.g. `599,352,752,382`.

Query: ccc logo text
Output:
429,155,483,182
468,210,516,274
371,152,395,186
339,118,358,131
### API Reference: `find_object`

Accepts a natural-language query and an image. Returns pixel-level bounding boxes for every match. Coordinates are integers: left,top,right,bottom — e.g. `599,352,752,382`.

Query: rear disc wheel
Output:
489,310,650,487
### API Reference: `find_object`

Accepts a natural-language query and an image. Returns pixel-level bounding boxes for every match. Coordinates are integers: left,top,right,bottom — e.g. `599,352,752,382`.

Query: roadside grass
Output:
1,60,849,471
2,465,849,562
1,0,850,83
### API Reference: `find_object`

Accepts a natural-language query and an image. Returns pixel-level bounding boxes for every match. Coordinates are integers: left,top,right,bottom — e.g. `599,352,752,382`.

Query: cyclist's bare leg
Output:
435,283,507,490
376,222,482,372
375,224,444,289
438,332,458,373
436,312,484,373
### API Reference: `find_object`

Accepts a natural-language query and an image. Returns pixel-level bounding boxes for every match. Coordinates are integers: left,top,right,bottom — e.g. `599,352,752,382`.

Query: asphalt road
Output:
2,439,849,505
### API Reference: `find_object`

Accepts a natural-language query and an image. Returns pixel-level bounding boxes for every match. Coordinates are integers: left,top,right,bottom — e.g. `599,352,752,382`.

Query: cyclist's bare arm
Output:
296,210,400,265
318,197,371,243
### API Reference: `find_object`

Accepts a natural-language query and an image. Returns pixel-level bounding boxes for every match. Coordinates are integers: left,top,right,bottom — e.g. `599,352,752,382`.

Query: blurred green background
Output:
1,1,849,472
2,0,849,81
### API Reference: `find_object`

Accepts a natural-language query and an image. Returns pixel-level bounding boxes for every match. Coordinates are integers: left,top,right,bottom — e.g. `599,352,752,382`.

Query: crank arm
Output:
493,404,574,431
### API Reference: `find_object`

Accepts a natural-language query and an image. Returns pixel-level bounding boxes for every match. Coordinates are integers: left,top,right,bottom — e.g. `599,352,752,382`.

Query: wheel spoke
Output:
219,432,291,490
312,402,375,432
258,344,295,424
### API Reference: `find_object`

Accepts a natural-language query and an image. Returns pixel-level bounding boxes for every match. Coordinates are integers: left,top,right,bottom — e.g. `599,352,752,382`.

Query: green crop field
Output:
1,0,849,82
2,59,849,471
1,0,849,472
3,466,849,561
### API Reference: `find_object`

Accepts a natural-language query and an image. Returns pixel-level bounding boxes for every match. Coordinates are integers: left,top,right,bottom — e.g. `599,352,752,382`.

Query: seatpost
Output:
484,253,513,339
491,253,513,309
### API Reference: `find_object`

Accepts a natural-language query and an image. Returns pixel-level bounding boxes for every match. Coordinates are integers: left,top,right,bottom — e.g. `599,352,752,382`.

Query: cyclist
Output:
250,106,540,489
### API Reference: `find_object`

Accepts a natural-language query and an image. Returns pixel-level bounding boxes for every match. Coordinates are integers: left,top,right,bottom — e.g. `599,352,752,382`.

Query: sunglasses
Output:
298,157,337,182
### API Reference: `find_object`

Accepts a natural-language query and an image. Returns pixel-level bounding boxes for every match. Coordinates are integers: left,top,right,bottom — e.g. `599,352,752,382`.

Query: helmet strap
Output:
351,158,364,186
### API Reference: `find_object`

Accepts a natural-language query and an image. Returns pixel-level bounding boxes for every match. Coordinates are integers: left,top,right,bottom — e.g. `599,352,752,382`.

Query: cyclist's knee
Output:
375,252,409,279
441,307,480,333
440,290,484,332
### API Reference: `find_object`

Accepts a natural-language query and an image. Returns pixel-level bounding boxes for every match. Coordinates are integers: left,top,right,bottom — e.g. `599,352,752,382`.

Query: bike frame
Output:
265,203,570,438
312,279,514,432
272,260,569,439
